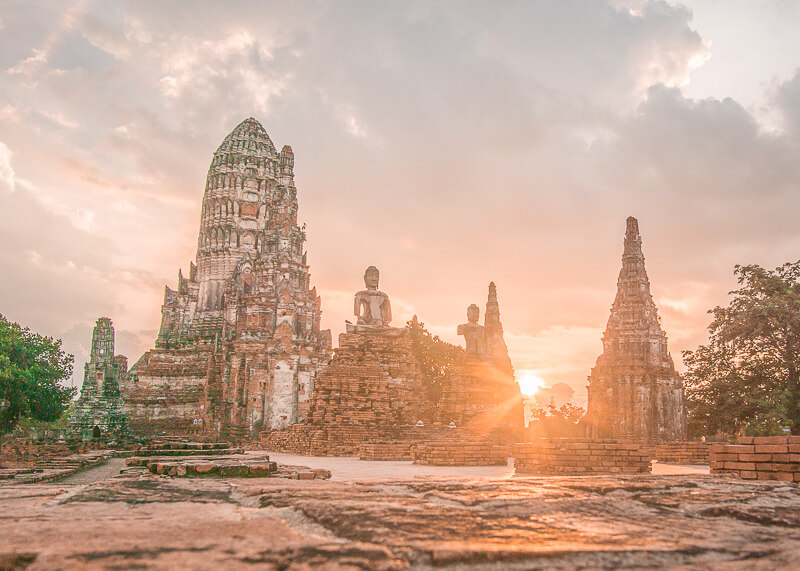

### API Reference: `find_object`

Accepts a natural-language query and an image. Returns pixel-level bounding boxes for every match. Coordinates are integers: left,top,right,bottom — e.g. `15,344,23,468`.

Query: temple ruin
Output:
585,217,687,442
443,282,523,430
122,118,331,438
262,272,523,456
68,318,130,440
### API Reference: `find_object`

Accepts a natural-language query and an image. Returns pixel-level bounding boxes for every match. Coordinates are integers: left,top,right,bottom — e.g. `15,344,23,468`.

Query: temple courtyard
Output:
2,455,799,569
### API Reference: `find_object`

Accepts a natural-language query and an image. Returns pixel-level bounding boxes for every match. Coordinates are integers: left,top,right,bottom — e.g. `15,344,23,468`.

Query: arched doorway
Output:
92,425,102,439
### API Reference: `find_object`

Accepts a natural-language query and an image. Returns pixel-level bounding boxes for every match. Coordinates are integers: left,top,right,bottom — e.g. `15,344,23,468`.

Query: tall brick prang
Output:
124,118,331,438
585,217,686,442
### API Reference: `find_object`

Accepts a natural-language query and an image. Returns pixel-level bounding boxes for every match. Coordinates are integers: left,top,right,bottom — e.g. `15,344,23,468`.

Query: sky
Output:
1,1,799,407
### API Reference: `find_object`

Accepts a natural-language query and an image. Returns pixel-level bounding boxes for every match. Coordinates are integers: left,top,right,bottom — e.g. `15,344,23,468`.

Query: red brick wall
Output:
359,441,415,461
413,441,508,466
709,436,800,482
514,439,651,475
645,442,710,465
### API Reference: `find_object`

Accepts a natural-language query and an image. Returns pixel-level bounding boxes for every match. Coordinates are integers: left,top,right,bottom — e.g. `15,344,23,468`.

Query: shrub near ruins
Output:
684,262,800,437
0,315,75,455
528,403,586,437
407,317,465,421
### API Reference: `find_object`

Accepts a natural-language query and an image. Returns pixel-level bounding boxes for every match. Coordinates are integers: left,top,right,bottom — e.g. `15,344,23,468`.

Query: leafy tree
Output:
0,314,75,436
528,402,586,437
683,263,800,437
407,316,465,414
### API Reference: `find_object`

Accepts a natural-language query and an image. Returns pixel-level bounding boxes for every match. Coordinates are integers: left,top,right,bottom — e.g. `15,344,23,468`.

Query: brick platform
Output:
646,442,710,465
514,439,651,475
305,330,429,428
413,441,508,466
262,425,404,456
710,436,800,482
358,441,415,461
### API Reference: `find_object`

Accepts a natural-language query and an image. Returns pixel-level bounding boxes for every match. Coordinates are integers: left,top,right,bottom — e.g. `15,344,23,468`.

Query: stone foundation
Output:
0,438,102,468
710,436,800,482
514,439,651,475
123,347,210,436
262,423,518,466
262,424,379,456
646,442,710,465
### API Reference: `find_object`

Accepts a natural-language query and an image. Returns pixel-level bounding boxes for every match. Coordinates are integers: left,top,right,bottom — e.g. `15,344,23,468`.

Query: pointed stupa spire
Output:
484,282,513,372
601,216,673,367
612,216,653,311
485,281,502,331
586,216,686,442
623,216,643,258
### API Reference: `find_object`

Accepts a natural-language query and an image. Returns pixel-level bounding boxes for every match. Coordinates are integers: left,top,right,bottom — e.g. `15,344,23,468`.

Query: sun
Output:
517,371,545,396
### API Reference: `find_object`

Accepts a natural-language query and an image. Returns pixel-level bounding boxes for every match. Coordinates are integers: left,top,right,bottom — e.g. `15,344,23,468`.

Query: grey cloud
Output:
1,1,797,398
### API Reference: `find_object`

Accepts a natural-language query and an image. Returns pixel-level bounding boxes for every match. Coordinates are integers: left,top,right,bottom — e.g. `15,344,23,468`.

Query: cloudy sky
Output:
1,0,799,405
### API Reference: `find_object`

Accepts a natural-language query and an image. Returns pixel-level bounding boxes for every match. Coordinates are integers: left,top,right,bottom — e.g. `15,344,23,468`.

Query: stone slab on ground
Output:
1,473,799,568
125,453,331,480
0,451,111,484
127,447,245,457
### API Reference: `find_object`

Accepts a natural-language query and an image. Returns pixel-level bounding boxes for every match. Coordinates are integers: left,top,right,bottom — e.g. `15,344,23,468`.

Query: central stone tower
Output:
585,217,686,442
125,118,331,438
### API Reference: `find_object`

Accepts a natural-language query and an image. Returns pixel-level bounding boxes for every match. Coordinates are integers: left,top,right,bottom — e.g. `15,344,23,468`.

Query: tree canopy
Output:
407,316,464,414
683,263,800,437
528,402,586,437
0,314,75,435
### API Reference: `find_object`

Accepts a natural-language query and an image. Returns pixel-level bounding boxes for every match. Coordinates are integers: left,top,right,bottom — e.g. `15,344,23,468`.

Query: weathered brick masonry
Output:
122,118,331,438
514,438,652,475
646,442,710,465
586,217,686,443
710,436,800,482
413,440,508,466
260,316,523,460
305,329,429,428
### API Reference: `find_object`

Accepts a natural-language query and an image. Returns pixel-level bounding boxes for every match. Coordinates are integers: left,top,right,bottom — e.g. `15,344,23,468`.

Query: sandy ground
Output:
260,450,710,480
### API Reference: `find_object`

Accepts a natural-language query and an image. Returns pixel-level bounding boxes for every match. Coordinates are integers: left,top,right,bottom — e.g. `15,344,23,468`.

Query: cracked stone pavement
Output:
1,473,800,569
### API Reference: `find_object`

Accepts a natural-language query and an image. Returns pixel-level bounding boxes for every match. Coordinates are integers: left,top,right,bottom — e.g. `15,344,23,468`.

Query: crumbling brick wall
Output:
710,436,800,482
413,440,508,466
514,438,651,474
645,442,710,465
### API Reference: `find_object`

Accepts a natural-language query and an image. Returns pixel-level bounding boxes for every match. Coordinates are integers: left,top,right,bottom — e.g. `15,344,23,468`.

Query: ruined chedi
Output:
69,318,130,440
447,283,523,429
586,217,687,442
124,118,331,437
305,266,429,428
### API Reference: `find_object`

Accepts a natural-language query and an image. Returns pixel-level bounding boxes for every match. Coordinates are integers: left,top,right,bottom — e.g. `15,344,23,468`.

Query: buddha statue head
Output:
364,266,380,290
